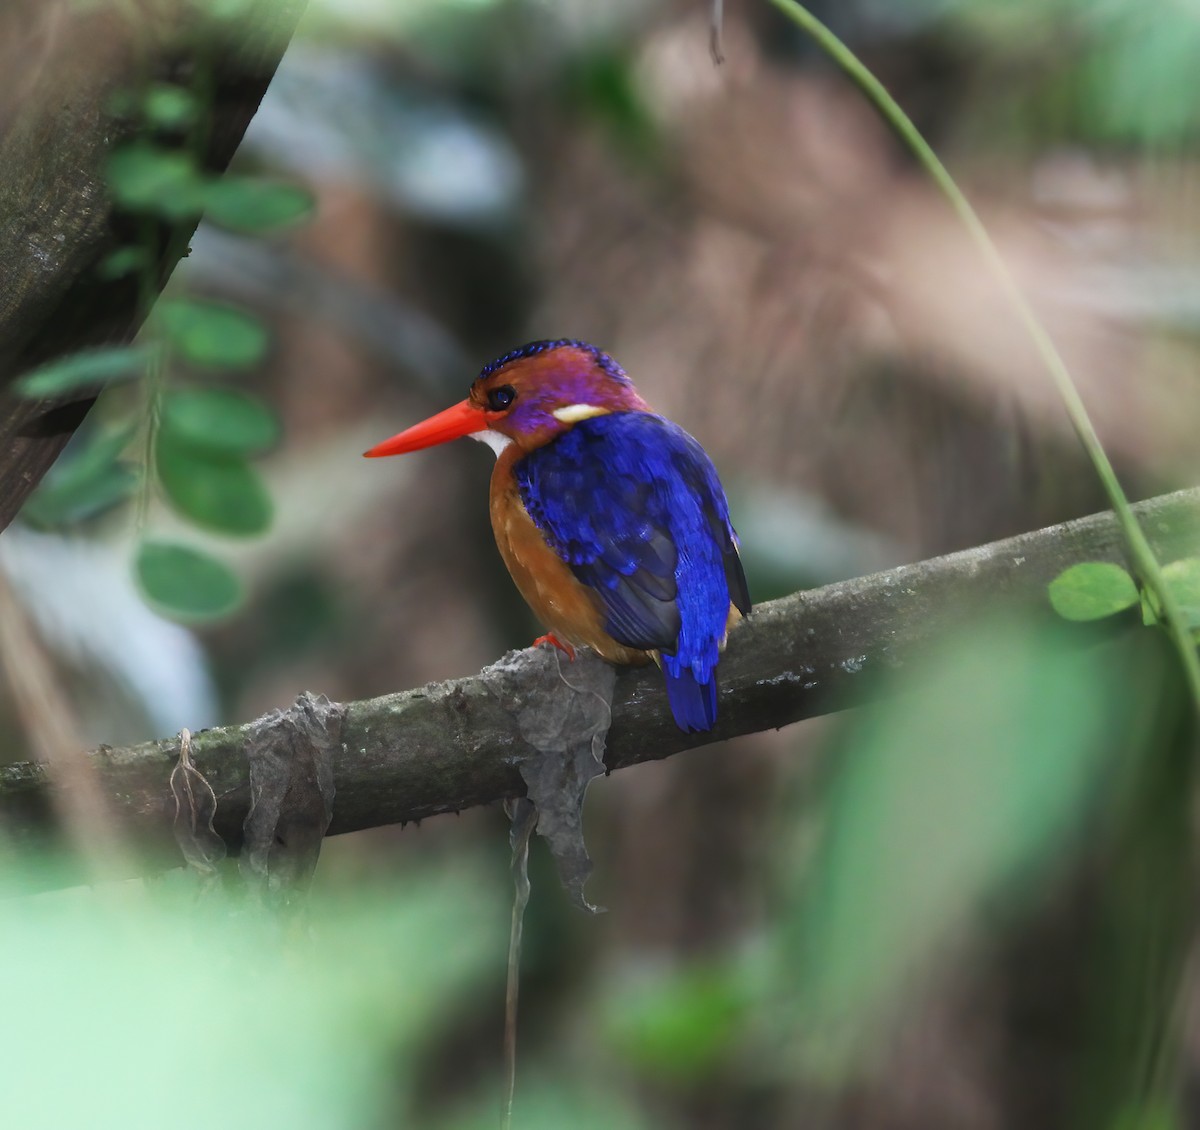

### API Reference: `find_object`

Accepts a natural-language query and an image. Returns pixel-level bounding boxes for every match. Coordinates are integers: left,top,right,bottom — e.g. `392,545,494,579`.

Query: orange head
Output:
364,340,650,459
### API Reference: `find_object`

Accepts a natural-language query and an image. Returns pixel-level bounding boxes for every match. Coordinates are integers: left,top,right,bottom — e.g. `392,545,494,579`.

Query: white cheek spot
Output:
470,429,513,458
552,403,609,424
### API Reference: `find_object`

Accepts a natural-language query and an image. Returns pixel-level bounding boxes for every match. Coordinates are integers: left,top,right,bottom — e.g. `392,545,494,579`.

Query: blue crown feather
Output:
477,339,631,385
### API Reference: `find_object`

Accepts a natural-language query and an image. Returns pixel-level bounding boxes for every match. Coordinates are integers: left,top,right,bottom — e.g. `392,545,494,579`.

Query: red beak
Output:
363,399,489,458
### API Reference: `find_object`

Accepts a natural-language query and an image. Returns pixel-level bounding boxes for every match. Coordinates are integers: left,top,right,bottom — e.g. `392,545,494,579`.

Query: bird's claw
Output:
532,633,576,660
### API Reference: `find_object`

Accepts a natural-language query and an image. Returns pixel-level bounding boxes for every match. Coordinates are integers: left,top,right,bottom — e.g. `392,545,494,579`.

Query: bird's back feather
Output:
513,412,747,731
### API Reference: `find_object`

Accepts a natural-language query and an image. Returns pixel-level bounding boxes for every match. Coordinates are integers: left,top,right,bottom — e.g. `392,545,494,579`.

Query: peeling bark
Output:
240,692,341,904
482,648,615,912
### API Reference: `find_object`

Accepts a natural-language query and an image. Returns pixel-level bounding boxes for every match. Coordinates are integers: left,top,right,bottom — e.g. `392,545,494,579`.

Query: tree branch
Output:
0,0,306,532
2,487,1196,890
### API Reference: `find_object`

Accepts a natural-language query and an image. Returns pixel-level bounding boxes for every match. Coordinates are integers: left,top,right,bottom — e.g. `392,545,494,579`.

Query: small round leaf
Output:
203,177,316,234
1048,562,1139,622
15,344,158,398
142,84,198,129
162,388,280,455
97,246,150,281
23,463,139,529
157,299,269,370
603,965,745,1080
157,439,273,536
135,541,242,621
1162,557,1200,628
107,143,208,219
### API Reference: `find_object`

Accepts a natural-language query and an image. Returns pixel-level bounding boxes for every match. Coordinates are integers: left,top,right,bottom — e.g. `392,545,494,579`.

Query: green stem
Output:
502,799,536,1130
767,0,1200,718
134,216,163,532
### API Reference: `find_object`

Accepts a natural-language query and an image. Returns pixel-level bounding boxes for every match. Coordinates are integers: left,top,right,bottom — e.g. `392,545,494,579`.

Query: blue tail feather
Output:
663,665,718,732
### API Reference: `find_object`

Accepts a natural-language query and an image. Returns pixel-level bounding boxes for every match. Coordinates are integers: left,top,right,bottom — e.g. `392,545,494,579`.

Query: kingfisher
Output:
364,340,750,732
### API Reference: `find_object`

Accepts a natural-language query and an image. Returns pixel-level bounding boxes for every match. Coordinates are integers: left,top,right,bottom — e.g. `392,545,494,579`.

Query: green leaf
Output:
157,299,269,370
1109,1102,1184,1130
1088,14,1200,145
1048,562,1139,622
135,540,242,620
107,142,208,219
96,245,150,281
142,83,198,129
1161,558,1200,629
14,344,158,398
162,388,280,455
602,961,748,1080
157,438,273,536
203,177,316,233
571,51,658,160
23,463,138,529
22,422,138,528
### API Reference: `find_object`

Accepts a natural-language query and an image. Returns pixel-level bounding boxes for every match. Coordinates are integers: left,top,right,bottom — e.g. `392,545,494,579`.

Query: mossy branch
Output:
1,487,1195,893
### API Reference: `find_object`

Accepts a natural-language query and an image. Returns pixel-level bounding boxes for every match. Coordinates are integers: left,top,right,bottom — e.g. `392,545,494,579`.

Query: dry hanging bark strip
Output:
482,648,616,913
240,692,342,906
170,728,226,877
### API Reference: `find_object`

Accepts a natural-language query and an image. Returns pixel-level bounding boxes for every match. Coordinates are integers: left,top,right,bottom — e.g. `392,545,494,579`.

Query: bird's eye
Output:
487,385,516,412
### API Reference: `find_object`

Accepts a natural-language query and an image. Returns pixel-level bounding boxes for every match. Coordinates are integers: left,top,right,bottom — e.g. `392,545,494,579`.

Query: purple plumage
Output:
514,412,750,732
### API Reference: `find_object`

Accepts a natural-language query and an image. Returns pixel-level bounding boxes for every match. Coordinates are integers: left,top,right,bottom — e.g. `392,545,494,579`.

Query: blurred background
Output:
3,0,1200,1126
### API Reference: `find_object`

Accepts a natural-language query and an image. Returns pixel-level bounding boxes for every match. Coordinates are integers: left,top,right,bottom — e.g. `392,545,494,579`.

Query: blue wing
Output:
514,412,749,731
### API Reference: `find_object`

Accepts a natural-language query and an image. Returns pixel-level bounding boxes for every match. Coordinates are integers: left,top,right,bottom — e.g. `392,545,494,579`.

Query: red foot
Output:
532,633,576,660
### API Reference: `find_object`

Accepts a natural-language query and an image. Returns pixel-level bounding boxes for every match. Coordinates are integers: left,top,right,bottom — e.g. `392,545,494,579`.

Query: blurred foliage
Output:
162,388,280,456
21,426,140,530
203,178,316,234
15,345,159,398
18,69,312,622
882,0,1200,147
135,540,243,620
157,299,272,371
567,620,1186,1126
567,50,660,164
774,618,1140,1072
0,864,506,1129
0,851,677,1130
601,954,756,1082
156,440,274,536
1152,559,1200,629
559,620,1186,1121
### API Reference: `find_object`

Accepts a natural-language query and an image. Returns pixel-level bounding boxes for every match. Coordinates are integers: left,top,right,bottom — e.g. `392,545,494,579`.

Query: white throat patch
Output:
470,429,513,458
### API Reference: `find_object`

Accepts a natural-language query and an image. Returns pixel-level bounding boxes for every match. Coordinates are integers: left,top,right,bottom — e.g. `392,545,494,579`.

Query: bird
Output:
364,339,750,732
